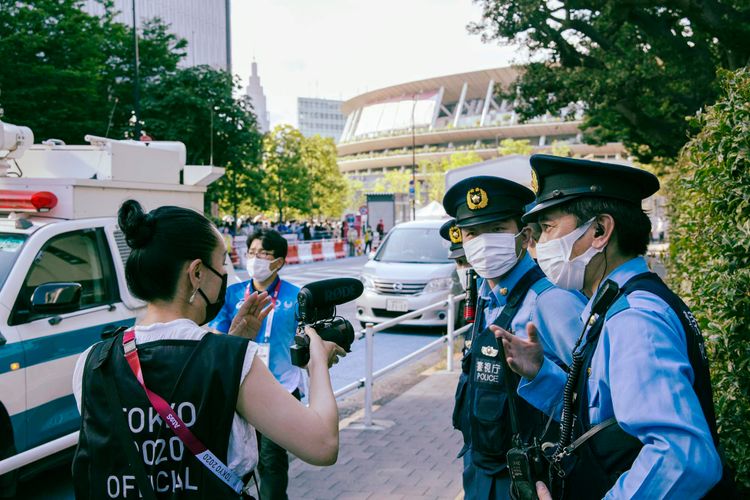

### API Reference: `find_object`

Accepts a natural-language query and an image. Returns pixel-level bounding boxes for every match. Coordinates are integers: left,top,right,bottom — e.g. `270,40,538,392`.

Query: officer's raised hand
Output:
307,326,347,368
490,322,544,380
229,291,272,339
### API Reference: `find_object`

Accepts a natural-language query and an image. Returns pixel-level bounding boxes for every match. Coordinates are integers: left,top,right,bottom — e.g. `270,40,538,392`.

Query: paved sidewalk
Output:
288,371,464,499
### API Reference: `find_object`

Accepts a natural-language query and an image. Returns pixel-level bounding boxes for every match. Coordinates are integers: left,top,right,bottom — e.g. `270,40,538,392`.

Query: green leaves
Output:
0,1,265,219
262,126,349,222
668,67,750,491
470,0,750,162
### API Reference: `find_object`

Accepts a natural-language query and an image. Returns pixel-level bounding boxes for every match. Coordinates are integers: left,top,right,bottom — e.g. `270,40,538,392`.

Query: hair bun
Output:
118,200,156,249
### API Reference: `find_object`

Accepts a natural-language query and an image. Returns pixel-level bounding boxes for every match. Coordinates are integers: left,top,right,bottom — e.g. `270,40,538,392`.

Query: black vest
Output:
72,331,250,499
562,272,736,499
452,304,485,457
467,267,557,475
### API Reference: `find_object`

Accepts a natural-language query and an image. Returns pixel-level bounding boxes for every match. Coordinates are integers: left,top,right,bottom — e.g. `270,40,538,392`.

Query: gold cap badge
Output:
449,225,462,244
531,169,539,194
467,187,489,210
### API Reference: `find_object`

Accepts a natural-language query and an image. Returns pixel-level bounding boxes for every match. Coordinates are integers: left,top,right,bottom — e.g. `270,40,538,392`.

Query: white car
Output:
356,219,463,328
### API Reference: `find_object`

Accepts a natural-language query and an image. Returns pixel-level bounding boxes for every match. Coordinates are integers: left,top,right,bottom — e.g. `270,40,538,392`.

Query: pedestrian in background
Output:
347,226,357,257
210,228,308,500
72,200,344,499
364,226,373,254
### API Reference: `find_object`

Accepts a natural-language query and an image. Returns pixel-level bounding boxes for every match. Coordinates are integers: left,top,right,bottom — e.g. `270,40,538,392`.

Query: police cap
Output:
442,176,535,228
439,218,465,259
523,154,660,222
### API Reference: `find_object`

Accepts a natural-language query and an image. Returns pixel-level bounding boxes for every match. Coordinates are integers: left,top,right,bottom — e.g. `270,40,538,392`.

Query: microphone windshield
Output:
299,278,364,308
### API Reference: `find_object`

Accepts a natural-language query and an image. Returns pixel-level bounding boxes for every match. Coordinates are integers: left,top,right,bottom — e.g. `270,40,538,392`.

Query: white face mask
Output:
246,257,278,282
462,232,520,279
535,218,601,291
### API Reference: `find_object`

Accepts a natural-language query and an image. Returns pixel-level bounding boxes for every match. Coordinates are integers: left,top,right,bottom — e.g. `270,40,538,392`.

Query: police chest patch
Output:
481,345,499,358
475,359,502,383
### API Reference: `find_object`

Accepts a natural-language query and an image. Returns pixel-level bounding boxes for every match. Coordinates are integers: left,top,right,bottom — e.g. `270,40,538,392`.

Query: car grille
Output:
372,308,422,319
372,280,426,295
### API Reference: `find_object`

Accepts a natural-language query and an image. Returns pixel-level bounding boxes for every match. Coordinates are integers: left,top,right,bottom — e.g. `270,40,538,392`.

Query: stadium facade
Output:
338,67,626,188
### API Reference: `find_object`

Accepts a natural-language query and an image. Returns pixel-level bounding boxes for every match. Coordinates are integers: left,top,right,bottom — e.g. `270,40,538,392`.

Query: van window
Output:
0,233,27,291
11,228,118,324
375,227,451,264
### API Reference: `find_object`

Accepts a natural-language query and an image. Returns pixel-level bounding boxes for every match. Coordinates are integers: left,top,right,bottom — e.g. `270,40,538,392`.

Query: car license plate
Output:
386,299,408,312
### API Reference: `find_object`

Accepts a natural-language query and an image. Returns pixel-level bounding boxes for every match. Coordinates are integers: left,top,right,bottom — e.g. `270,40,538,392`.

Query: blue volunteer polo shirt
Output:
209,277,303,393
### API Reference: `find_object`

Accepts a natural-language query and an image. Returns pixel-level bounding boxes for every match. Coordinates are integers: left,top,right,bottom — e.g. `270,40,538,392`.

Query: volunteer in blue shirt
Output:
442,176,585,500
495,155,729,499
210,228,303,500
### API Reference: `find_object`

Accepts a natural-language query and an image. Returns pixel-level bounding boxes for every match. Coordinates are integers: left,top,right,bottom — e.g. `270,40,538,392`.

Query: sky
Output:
230,0,520,128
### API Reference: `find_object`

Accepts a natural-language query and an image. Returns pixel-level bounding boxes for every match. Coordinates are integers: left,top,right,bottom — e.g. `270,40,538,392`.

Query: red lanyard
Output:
122,330,245,494
245,279,282,343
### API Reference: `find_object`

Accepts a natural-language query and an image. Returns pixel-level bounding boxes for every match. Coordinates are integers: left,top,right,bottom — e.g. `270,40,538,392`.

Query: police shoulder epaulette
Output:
530,277,555,296
604,295,630,320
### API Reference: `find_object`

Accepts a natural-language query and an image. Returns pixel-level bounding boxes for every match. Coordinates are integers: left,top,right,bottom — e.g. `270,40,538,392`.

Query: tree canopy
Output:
0,0,185,143
0,0,264,217
469,0,750,162
667,67,750,491
263,126,350,222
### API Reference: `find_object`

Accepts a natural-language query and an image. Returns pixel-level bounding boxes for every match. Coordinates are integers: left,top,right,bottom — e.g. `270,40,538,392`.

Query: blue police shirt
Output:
209,277,303,393
518,256,722,498
477,253,584,368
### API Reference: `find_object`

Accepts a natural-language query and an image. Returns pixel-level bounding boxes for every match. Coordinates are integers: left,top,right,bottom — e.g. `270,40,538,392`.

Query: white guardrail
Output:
0,292,469,475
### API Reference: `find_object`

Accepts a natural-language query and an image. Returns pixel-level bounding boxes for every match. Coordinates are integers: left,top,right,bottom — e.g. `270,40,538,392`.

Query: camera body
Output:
289,278,362,367
290,317,354,367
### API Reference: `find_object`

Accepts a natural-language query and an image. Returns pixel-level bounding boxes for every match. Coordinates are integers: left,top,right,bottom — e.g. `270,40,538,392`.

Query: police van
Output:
0,120,228,491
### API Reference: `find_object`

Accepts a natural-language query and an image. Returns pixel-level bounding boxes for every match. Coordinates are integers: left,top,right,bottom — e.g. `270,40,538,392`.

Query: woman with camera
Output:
72,200,345,499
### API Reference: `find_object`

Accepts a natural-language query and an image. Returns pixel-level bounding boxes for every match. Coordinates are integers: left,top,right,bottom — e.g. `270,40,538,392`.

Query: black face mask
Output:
197,262,227,324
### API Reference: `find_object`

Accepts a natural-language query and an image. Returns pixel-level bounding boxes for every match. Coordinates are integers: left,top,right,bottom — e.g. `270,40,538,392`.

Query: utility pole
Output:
132,0,141,139
411,93,417,221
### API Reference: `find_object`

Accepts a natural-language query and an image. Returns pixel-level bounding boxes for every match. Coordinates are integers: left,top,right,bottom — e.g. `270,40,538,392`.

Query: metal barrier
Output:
0,292,469,474
332,291,470,427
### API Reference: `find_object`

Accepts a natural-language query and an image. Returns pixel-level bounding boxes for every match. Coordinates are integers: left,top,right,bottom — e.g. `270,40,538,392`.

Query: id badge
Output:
257,344,270,366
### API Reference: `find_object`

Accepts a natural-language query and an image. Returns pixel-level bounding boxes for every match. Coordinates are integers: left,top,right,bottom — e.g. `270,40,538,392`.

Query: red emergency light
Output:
0,190,58,213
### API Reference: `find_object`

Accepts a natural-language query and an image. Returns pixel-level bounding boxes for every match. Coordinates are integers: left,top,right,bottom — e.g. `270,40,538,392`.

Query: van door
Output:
9,227,135,451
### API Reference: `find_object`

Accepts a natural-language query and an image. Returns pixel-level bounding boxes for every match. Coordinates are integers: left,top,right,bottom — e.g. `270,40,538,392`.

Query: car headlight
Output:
360,274,375,290
423,277,455,293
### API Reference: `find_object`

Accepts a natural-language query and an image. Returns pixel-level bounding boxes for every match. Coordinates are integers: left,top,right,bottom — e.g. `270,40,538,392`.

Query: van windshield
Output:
375,227,451,264
0,233,27,290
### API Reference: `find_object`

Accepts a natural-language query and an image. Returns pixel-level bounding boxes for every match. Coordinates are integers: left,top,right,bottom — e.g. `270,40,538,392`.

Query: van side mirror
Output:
30,283,82,315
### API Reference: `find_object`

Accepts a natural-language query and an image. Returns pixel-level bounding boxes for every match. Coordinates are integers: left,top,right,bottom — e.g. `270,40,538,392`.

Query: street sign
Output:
359,206,368,215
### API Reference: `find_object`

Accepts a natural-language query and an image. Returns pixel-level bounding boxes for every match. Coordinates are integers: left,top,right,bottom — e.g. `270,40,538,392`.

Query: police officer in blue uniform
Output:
439,218,472,288
496,155,732,499
442,176,586,500
441,218,479,479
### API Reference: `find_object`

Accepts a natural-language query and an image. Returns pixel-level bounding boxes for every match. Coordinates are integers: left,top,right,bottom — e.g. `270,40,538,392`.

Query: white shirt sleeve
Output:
72,345,94,414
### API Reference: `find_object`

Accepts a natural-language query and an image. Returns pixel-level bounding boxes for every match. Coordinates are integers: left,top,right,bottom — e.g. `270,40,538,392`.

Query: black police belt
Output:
467,267,551,473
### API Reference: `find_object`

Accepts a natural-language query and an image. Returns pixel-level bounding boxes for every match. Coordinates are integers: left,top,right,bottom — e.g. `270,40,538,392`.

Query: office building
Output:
82,0,231,71
298,98,346,142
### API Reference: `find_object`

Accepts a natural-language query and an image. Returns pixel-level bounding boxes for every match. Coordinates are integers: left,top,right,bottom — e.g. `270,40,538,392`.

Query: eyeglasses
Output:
247,249,275,259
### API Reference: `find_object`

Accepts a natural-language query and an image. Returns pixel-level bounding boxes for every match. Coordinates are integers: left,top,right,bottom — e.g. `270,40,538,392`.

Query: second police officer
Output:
442,176,586,500
495,155,734,499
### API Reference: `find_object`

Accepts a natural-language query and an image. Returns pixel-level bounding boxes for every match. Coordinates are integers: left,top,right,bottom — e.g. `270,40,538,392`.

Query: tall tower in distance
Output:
246,62,270,133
